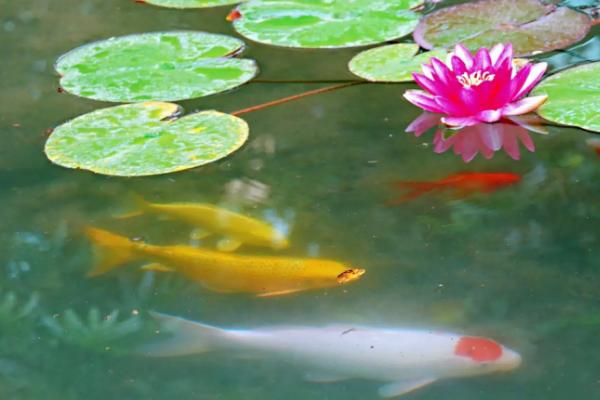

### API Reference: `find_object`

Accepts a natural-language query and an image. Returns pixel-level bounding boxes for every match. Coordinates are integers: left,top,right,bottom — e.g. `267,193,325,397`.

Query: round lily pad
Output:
231,0,423,49
532,62,600,133
140,0,244,8
45,102,249,176
56,31,258,103
348,43,447,82
413,0,592,57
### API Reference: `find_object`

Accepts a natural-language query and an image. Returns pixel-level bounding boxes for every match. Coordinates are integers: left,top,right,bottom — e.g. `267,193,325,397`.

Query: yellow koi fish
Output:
117,196,289,252
85,227,365,297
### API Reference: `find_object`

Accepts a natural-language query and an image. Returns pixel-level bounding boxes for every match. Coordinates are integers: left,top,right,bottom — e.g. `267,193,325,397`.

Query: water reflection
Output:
407,113,547,162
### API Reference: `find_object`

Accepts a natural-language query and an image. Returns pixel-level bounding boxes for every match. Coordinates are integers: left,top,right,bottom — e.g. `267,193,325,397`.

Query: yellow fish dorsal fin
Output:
216,237,243,252
140,263,175,272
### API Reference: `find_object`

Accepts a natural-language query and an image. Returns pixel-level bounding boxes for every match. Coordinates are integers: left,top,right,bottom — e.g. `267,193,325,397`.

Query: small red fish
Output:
226,10,242,22
388,172,521,204
586,138,600,156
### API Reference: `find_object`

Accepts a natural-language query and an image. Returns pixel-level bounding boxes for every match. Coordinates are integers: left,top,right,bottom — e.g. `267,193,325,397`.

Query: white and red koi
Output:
141,313,521,398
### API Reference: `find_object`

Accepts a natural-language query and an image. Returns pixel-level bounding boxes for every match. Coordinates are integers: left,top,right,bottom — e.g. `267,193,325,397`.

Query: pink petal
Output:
413,73,443,96
434,95,469,116
501,95,548,116
511,62,548,100
450,55,468,76
489,43,505,65
458,88,480,110
476,109,503,123
474,47,492,70
430,57,455,86
406,112,442,136
486,58,513,108
421,63,435,80
441,116,481,127
506,115,549,135
493,43,513,68
403,90,445,113
453,44,474,69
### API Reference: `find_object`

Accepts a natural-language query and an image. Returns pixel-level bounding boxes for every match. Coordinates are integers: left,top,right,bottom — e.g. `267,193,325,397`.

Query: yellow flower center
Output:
456,70,495,89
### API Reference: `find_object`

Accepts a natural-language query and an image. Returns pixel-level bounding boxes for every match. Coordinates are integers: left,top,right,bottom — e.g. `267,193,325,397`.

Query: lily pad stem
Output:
231,82,365,116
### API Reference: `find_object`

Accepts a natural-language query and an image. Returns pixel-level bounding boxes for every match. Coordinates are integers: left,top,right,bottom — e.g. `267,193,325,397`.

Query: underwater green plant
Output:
42,308,142,354
0,290,39,335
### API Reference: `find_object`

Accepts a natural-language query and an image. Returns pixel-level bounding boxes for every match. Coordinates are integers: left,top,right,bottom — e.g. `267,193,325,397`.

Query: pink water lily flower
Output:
404,43,548,127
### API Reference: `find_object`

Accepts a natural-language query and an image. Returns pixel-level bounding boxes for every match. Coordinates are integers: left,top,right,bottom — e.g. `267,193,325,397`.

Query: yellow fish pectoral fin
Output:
140,263,175,273
256,288,303,298
216,237,243,252
190,228,212,240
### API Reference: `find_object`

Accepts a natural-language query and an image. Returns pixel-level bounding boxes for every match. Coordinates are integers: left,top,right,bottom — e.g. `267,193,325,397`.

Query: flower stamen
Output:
457,70,495,89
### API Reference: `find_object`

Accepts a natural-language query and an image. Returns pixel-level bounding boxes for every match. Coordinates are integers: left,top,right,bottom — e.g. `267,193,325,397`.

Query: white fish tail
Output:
139,312,230,357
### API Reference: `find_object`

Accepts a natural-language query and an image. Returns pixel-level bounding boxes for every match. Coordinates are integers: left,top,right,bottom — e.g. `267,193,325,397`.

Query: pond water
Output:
1,1,599,399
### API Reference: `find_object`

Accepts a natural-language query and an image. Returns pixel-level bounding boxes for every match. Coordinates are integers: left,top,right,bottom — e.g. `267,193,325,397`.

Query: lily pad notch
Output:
55,31,258,102
45,102,249,177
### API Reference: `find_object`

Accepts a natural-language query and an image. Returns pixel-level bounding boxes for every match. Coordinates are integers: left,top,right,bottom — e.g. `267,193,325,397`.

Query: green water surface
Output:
0,1,599,399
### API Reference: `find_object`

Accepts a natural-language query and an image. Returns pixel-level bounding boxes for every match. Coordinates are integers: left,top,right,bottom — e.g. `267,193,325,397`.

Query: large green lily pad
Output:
45,102,249,176
56,31,258,103
348,43,447,82
532,62,600,133
231,0,423,49
140,0,244,8
413,0,592,57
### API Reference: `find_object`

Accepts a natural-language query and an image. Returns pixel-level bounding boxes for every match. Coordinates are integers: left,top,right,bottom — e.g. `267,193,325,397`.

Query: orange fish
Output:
587,138,600,156
226,10,242,22
388,172,521,204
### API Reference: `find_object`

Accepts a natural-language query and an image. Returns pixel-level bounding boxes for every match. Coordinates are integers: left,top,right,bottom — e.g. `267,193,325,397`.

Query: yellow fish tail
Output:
85,227,137,277
113,193,151,219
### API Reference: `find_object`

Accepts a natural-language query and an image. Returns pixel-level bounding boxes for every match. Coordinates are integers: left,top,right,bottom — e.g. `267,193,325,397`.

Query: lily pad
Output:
231,0,423,49
45,102,249,176
140,0,244,8
348,43,447,82
413,0,592,57
56,31,258,102
532,62,600,133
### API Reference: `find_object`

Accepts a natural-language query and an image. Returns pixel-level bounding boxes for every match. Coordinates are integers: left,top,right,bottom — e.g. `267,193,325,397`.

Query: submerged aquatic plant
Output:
42,308,141,353
0,290,39,332
404,43,548,127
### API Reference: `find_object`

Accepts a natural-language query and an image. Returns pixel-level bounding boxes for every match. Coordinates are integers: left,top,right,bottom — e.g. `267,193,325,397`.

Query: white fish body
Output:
142,313,522,398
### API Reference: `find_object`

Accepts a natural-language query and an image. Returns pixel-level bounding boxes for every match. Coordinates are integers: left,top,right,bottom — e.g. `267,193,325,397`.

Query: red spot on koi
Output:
455,336,502,362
